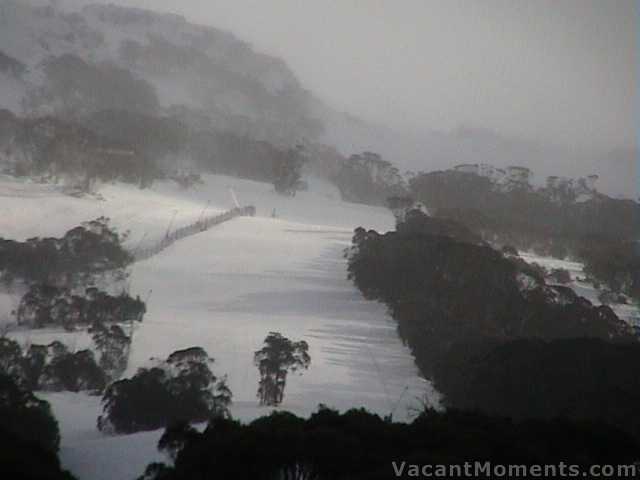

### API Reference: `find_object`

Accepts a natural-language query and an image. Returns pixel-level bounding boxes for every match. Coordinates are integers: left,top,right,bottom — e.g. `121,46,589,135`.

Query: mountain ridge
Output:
0,0,635,199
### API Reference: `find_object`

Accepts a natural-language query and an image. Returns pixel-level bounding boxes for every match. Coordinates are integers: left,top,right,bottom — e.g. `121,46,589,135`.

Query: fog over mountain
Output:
1,3,640,479
74,0,637,192
0,0,636,197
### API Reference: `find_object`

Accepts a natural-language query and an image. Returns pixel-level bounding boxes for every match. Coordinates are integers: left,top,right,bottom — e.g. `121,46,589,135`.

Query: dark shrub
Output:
1,217,132,287
549,268,571,284
98,347,231,434
0,373,60,453
41,349,106,393
139,407,639,480
436,338,640,441
0,374,75,479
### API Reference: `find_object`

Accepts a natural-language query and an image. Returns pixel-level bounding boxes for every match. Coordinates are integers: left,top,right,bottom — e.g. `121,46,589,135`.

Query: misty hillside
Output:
0,0,321,145
0,3,639,479
0,0,407,205
1,0,635,201
320,114,638,199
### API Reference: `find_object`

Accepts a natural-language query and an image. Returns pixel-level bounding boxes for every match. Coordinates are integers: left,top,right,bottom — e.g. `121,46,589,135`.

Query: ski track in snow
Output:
2,174,435,480
5,174,636,480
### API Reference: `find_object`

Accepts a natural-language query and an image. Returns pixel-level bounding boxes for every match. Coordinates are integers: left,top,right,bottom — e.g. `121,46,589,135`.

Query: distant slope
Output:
1,0,634,199
317,107,637,199
0,0,322,145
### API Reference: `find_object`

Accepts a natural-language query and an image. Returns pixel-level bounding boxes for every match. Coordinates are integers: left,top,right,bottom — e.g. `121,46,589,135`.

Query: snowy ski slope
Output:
1,173,435,480
5,173,634,480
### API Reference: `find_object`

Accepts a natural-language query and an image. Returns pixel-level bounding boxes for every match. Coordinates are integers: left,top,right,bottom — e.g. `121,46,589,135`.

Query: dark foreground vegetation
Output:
437,337,640,439
138,407,639,480
98,347,231,434
0,373,75,479
347,210,640,441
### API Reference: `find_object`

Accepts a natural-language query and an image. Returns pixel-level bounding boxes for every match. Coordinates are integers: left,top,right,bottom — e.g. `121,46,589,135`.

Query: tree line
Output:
408,167,640,303
17,284,145,331
347,210,640,441
137,406,639,480
0,217,132,287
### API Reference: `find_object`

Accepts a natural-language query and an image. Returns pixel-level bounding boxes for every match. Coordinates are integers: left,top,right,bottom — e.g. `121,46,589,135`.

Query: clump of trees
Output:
436,338,640,440
347,211,640,440
408,167,640,302
0,217,132,287
98,347,231,434
501,244,519,256
90,323,132,383
579,240,640,303
0,109,179,189
273,146,306,196
254,332,310,406
1,271,142,391
0,338,106,393
386,195,415,225
598,290,628,305
85,109,190,188
0,112,100,183
348,211,631,370
39,348,106,393
16,284,145,330
548,268,571,284
138,406,639,480
0,373,76,479
187,128,283,183
395,208,482,244
26,54,159,119
334,151,407,206
167,171,203,190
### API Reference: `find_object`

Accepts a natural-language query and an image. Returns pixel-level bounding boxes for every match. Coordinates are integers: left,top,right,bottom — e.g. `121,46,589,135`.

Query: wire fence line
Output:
132,205,256,262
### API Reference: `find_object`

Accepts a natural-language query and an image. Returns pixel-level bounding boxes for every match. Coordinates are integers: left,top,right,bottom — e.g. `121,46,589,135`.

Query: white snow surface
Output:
1,173,434,480
520,252,639,326
6,174,635,480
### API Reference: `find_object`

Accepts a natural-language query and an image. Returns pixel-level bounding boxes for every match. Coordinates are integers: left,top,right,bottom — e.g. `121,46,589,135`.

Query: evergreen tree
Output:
273,146,305,196
254,332,310,406
90,323,131,382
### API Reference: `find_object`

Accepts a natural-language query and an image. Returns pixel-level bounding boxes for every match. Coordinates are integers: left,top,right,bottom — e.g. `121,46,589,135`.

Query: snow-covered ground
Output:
1,174,434,480
520,252,639,326
3,174,636,480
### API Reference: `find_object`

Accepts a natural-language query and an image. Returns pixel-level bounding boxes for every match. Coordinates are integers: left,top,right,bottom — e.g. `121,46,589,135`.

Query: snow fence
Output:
132,205,255,262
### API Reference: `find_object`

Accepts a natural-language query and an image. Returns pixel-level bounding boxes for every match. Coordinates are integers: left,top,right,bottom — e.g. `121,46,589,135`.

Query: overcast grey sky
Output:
101,0,637,153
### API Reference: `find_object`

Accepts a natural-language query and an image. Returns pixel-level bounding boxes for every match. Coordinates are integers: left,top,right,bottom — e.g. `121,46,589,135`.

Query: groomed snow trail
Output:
1,174,435,480
47,216,433,480
127,216,434,419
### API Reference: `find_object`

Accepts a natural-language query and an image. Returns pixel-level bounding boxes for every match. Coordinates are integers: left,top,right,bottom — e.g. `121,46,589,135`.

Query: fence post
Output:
132,205,255,262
